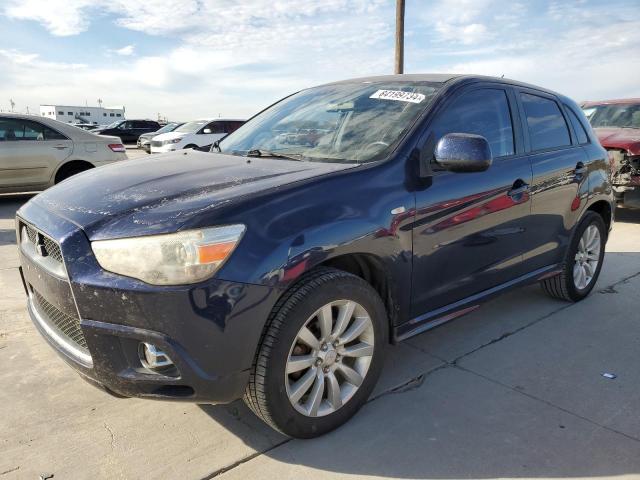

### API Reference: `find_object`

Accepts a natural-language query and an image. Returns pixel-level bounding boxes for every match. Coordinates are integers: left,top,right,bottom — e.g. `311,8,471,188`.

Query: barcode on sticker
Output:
370,90,426,104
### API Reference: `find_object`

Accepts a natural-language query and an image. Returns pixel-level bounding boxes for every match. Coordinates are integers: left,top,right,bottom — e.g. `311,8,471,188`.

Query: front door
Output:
411,86,533,317
0,118,72,188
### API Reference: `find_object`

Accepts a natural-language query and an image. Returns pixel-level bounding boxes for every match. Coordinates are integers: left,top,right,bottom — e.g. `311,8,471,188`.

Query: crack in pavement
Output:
103,422,116,450
0,467,20,477
200,439,290,480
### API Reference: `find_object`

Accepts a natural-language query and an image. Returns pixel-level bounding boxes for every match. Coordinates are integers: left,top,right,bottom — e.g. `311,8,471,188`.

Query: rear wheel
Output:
541,211,606,301
55,163,93,184
244,268,387,438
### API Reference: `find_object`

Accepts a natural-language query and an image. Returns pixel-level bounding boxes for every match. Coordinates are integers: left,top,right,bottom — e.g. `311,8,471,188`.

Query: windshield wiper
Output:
246,149,305,161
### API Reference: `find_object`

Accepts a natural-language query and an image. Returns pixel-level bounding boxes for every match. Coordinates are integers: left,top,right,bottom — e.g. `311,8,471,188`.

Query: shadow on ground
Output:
615,206,640,223
197,251,640,479
0,194,35,220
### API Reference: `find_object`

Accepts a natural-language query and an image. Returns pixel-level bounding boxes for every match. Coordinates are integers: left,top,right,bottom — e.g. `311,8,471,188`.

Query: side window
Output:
0,119,21,141
520,93,570,151
564,106,589,145
206,121,226,134
131,121,144,129
432,89,514,158
226,121,243,133
0,119,65,141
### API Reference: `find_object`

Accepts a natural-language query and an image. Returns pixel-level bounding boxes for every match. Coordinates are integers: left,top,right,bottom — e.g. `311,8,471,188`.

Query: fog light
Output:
139,342,173,370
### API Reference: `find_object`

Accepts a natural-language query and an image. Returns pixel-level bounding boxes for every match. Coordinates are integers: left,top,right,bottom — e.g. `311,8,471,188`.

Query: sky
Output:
0,0,638,120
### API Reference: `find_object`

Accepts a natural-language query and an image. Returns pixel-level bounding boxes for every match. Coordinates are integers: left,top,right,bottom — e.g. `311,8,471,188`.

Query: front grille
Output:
25,223,37,244
151,140,163,147
32,290,88,350
21,223,63,264
42,236,63,263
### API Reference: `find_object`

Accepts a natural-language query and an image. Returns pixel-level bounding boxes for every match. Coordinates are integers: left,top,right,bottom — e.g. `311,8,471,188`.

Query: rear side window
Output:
433,88,514,157
206,121,226,134
521,93,570,151
225,121,244,134
0,119,66,141
565,106,589,144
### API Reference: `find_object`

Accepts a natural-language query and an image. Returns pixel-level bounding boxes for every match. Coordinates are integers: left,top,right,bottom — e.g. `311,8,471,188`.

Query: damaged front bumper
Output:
608,149,640,207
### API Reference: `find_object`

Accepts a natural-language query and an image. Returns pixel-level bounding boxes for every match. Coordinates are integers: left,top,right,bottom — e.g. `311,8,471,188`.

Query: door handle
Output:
508,179,530,198
53,145,69,150
574,162,587,175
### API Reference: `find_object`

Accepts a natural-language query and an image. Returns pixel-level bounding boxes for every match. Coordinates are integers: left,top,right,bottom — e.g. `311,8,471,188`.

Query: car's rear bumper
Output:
16,202,281,403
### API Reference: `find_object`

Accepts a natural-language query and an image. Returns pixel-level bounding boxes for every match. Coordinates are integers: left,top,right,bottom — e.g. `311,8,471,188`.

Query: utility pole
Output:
395,0,405,74
9,99,15,112
97,98,103,108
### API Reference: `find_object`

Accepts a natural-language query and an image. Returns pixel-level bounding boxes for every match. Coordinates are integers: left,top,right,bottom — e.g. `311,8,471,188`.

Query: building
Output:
39,105,125,125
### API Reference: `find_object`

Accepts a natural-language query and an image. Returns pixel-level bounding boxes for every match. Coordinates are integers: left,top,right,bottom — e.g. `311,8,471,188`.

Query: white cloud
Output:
113,45,135,56
442,19,640,101
0,0,394,118
2,0,639,117
4,0,93,36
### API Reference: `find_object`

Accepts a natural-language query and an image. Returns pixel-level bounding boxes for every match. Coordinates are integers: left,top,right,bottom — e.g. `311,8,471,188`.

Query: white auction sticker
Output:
370,89,425,104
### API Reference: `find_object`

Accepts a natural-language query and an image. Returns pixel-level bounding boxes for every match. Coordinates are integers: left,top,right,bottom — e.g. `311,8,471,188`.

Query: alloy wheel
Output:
573,224,601,290
285,300,375,417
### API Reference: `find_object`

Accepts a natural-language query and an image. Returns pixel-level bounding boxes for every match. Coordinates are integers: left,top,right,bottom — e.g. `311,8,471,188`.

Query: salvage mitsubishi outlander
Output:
17,74,614,438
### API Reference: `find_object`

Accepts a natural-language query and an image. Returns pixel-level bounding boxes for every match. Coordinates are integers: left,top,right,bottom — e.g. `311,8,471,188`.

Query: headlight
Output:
92,225,245,285
164,138,183,145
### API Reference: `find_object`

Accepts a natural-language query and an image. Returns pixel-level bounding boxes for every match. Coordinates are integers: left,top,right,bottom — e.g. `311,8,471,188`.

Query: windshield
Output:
583,103,640,128
155,122,182,134
105,121,122,129
175,120,209,133
218,81,442,163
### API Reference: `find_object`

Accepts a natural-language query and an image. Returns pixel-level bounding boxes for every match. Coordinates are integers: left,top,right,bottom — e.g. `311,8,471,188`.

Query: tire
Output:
541,211,606,302
55,165,93,184
244,268,387,438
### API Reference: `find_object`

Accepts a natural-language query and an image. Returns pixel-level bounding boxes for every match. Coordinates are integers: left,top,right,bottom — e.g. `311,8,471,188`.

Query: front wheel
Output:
244,268,387,438
541,211,606,301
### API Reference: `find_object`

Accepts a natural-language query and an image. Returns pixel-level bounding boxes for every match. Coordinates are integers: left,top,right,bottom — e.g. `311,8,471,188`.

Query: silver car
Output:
0,113,127,193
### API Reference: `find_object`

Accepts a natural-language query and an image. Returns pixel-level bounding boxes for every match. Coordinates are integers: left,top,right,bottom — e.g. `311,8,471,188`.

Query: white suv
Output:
0,113,126,193
150,118,244,153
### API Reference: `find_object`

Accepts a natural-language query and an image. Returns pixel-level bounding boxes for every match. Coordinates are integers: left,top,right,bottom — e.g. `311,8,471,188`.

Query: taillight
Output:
108,144,126,152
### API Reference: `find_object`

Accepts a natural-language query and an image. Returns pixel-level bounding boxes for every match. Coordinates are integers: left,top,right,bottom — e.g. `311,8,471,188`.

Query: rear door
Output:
0,118,72,188
411,85,533,315
515,89,588,270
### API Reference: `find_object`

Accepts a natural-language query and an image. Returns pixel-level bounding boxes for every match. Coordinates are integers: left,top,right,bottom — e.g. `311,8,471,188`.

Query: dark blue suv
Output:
17,74,613,438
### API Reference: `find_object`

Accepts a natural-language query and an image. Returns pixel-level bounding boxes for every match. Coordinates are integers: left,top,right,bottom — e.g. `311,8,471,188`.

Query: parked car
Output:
137,122,184,153
150,118,244,153
0,113,126,193
93,119,161,144
582,98,640,208
17,74,613,438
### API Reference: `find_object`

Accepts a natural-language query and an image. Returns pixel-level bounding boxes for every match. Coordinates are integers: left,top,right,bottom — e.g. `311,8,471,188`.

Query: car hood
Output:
594,127,640,155
154,131,189,142
31,150,357,240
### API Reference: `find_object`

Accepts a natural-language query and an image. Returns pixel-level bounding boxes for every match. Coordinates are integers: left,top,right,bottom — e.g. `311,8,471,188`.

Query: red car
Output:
582,98,640,208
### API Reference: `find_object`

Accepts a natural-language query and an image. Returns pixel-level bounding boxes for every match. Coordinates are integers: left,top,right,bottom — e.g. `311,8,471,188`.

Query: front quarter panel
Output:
211,160,415,325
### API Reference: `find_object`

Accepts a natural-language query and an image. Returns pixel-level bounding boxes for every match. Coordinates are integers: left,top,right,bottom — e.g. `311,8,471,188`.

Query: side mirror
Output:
203,128,212,134
434,133,492,173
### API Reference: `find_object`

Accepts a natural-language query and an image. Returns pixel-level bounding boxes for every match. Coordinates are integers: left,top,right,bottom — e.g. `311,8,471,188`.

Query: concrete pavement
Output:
1,189,639,479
